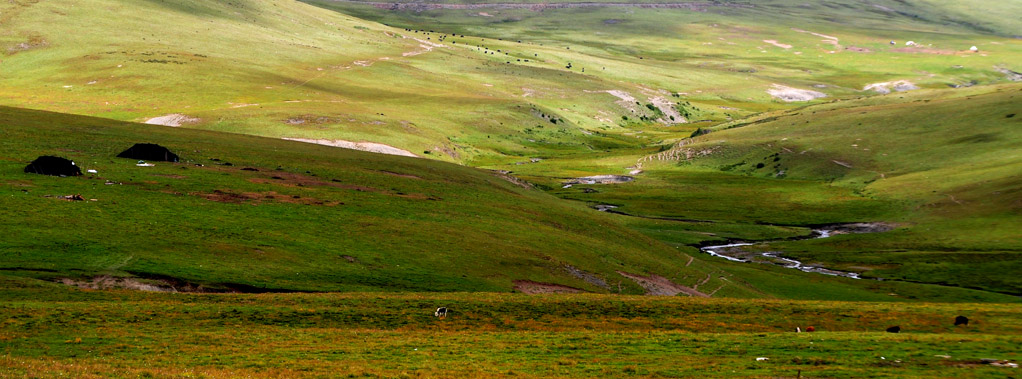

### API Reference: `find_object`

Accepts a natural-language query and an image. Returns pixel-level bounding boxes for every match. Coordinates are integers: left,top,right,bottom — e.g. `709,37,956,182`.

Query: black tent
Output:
24,156,82,177
117,143,179,162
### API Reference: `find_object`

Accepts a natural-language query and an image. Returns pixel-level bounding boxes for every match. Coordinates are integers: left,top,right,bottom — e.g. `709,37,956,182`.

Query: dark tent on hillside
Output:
117,143,180,162
24,156,82,177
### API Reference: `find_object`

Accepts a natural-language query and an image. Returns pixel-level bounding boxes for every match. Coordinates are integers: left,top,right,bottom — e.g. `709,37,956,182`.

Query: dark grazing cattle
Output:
117,143,180,162
955,316,969,326
24,156,82,177
434,307,448,318
886,326,901,333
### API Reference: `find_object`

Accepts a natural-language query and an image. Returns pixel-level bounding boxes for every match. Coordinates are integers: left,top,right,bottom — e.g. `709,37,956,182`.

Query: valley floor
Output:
1,276,1020,378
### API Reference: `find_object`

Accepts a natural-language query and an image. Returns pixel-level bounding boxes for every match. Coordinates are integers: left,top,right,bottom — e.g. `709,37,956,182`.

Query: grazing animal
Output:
806,326,815,332
955,316,969,326
886,326,901,333
434,307,448,318
796,327,801,333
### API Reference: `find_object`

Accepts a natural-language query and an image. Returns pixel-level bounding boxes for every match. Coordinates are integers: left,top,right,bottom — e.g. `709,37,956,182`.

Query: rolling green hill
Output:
2,0,1022,376
523,84,1022,295
3,0,1020,167
0,104,742,295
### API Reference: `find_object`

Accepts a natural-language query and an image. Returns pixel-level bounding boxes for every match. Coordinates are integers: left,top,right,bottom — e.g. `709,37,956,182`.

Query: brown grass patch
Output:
513,280,585,294
617,271,708,297
890,47,956,55
250,171,435,200
378,170,422,179
195,189,342,206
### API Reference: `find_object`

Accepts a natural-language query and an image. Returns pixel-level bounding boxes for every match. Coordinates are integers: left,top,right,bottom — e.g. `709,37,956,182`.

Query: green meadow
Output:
2,276,1020,377
1,0,1021,376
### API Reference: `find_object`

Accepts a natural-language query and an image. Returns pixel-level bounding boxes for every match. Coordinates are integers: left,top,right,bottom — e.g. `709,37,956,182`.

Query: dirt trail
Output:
763,40,792,49
791,28,840,49
617,271,708,297
402,38,446,57
283,138,418,157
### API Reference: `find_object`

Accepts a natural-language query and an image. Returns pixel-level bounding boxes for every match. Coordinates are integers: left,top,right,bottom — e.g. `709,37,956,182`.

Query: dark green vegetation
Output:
2,276,1020,377
0,105,730,294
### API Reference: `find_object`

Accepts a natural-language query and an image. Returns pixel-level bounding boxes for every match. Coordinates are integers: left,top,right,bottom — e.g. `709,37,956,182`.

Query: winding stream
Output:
700,226,884,279
592,204,891,280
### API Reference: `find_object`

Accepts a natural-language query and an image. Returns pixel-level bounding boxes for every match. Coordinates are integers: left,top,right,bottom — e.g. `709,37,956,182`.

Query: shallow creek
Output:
699,224,891,279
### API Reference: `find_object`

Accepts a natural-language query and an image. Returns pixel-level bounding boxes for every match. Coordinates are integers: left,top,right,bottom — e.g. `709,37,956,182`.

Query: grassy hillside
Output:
3,0,1020,167
0,105,742,295
524,84,1022,295
4,105,1014,302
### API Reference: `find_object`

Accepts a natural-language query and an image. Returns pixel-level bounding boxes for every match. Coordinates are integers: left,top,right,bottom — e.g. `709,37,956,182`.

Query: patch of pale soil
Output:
767,84,826,102
60,276,177,293
828,222,896,234
353,60,373,67
832,160,853,168
995,66,1022,81
513,280,584,294
402,38,446,57
565,175,633,185
492,170,532,189
649,96,686,124
230,103,259,108
586,89,639,112
871,3,894,12
144,114,199,127
864,80,919,94
563,265,610,290
477,11,494,17
6,38,48,54
791,28,840,48
616,271,708,297
763,40,792,49
792,28,838,42
283,138,418,157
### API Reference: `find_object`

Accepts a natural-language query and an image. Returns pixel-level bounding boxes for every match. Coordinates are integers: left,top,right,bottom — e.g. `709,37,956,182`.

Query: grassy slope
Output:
546,84,1022,294
3,104,1013,302
0,105,742,295
3,0,1020,167
0,0,660,164
0,276,1019,377
0,0,1017,300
